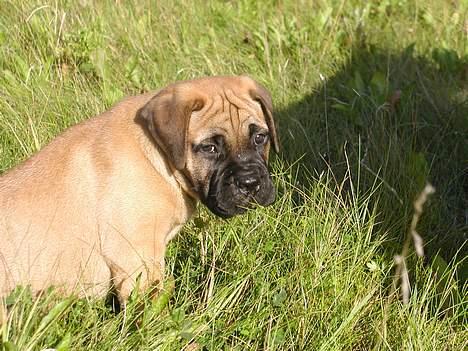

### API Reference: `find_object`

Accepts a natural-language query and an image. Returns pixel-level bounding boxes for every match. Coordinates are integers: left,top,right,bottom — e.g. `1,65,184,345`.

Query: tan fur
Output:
0,76,275,307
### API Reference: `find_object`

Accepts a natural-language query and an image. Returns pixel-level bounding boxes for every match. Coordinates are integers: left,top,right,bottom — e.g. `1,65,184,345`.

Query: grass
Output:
0,0,467,349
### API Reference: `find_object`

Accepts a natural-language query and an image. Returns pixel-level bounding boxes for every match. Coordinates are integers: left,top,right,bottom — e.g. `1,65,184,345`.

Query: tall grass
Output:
0,0,466,350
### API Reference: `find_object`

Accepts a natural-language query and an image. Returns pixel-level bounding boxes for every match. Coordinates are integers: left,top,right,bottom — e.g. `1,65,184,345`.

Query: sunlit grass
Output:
0,0,466,350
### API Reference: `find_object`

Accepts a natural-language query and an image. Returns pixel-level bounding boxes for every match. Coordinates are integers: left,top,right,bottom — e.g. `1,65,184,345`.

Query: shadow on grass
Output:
276,43,467,262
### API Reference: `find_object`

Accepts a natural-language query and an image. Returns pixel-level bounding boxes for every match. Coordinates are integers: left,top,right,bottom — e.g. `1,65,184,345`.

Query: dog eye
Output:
253,133,268,145
200,144,217,154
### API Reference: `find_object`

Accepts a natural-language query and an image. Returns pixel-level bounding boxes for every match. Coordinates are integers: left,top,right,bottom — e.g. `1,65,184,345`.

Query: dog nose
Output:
236,174,261,194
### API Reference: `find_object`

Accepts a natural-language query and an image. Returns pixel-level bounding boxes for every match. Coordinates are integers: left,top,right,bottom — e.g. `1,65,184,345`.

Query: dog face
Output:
139,76,279,218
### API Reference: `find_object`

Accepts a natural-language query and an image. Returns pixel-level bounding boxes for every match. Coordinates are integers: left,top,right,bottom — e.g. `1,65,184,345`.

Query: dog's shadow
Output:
275,43,467,262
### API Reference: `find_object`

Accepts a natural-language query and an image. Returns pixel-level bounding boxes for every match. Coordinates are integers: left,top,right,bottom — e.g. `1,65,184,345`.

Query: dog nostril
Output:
236,175,260,193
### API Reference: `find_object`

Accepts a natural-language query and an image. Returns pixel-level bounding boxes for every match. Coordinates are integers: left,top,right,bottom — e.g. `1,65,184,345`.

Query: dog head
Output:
138,76,279,218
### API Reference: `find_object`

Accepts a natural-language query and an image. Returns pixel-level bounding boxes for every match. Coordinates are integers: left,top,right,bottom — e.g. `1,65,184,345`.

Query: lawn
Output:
0,0,467,350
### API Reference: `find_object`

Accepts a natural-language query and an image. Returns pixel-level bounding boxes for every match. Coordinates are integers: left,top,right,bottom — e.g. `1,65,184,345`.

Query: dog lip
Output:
206,188,274,218
203,189,250,218
208,203,245,219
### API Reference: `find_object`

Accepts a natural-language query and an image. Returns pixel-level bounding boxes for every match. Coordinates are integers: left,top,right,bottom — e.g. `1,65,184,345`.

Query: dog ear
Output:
249,82,280,153
138,87,205,170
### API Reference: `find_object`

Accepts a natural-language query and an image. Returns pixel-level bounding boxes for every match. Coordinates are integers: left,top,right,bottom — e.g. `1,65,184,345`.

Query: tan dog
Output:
0,76,279,309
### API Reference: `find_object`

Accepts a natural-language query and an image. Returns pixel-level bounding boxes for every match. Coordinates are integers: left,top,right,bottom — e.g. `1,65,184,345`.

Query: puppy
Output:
0,75,279,307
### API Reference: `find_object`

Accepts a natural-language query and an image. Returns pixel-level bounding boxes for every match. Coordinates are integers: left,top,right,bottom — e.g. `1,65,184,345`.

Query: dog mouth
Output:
202,161,276,218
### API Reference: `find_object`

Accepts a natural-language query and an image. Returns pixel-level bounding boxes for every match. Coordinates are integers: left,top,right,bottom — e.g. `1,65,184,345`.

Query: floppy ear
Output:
249,82,280,153
138,87,205,170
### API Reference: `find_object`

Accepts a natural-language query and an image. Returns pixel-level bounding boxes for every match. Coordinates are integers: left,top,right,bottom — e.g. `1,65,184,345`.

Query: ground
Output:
0,1,466,350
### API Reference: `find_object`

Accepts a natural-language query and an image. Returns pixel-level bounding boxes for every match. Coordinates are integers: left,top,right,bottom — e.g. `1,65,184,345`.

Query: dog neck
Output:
171,168,199,202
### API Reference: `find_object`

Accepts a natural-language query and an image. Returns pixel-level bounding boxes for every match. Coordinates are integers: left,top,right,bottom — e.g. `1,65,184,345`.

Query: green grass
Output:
0,0,467,350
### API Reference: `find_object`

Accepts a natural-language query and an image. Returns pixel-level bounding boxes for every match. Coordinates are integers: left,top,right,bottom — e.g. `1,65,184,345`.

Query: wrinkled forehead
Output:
189,89,267,144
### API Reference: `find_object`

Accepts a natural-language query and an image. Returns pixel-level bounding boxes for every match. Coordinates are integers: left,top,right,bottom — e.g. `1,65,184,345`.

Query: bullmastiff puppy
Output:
0,75,279,309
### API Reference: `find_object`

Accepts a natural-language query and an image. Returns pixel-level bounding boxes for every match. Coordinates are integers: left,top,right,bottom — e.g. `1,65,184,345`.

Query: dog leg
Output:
105,253,166,308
